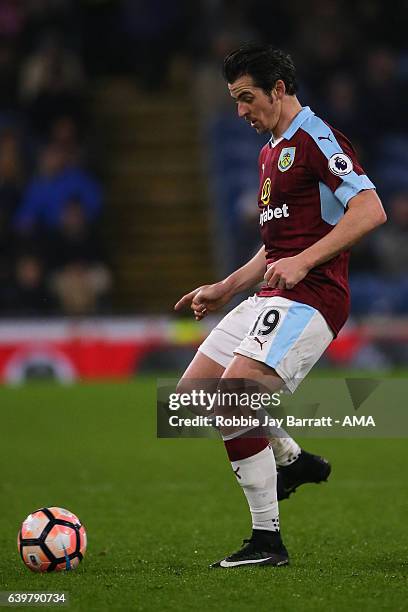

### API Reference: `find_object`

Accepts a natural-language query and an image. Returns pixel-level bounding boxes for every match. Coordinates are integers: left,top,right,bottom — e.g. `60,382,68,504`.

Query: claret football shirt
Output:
257,106,375,335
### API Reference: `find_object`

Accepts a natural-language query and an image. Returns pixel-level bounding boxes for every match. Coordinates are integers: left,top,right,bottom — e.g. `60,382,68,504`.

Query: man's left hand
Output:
264,255,310,290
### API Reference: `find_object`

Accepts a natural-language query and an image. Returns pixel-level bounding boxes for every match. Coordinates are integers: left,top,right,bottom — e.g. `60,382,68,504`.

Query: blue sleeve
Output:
302,115,376,208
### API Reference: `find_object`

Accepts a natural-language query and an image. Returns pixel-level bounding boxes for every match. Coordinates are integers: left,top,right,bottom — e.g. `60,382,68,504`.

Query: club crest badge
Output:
278,147,296,172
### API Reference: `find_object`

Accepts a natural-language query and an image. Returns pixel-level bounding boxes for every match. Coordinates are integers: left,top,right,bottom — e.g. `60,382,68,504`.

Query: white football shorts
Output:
198,295,333,393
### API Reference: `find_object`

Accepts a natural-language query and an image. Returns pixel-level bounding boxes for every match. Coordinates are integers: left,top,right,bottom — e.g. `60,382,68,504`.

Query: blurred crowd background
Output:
0,0,407,319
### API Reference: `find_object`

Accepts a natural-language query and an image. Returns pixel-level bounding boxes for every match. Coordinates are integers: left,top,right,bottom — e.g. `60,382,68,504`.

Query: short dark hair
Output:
223,42,298,96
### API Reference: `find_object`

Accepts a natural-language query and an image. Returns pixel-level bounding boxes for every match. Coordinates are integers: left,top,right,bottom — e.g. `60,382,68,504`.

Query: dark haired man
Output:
175,43,386,568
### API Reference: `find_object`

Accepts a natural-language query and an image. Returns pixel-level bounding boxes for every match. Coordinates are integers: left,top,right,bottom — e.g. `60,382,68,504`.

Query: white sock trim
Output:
270,434,301,466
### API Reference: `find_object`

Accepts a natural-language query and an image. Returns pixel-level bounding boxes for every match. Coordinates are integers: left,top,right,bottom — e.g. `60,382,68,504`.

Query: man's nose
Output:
237,102,248,118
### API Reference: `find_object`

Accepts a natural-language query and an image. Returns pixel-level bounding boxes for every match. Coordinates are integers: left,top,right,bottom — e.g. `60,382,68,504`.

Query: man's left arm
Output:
265,189,387,290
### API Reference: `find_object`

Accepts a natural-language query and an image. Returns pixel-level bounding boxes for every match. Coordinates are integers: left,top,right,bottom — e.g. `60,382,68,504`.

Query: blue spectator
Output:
14,142,102,233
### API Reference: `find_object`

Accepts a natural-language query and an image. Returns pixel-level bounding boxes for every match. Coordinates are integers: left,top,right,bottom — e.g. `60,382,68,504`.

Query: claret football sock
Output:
225,437,279,532
269,434,301,467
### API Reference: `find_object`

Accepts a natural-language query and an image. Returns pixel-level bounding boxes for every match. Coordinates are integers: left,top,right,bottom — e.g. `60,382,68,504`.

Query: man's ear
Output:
275,79,286,99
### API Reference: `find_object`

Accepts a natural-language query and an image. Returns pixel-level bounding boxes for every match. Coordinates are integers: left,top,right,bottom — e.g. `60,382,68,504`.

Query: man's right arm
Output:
174,245,266,320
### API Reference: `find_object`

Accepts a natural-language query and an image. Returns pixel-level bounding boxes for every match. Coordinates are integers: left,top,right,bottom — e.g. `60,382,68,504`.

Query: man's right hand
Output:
174,282,234,320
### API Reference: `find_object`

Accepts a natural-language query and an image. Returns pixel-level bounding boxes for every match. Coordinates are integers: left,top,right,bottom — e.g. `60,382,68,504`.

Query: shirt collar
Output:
268,106,314,146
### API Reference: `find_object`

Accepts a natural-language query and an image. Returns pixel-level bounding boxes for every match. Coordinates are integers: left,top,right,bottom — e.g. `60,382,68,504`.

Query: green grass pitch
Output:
0,379,407,611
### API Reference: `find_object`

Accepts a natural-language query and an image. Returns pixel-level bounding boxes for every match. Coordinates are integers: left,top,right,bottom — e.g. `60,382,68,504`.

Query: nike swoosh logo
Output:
220,556,287,567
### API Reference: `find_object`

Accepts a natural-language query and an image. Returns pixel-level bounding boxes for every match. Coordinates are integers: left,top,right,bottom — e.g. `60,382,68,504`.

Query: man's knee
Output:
223,355,284,393
175,376,219,416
